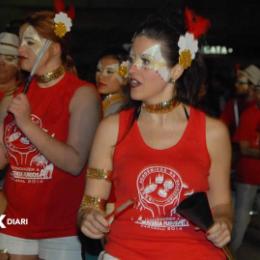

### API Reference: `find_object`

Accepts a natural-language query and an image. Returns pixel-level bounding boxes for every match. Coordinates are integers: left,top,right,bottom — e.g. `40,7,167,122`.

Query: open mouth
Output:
129,78,141,88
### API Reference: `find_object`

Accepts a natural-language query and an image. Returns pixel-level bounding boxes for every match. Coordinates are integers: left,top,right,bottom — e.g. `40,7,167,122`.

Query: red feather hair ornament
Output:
53,0,75,19
184,7,211,39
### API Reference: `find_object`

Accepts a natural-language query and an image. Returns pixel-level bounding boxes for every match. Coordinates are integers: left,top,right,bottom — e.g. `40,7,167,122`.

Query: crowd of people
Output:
0,3,259,260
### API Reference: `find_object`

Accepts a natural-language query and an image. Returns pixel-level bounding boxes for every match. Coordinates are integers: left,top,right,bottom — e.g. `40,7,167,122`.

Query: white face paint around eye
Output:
97,62,120,77
0,54,18,66
97,62,123,83
20,25,47,55
130,44,171,82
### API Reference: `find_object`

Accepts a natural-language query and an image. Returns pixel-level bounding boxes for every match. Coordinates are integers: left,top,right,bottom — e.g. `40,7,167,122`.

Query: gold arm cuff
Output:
80,195,107,212
87,168,113,181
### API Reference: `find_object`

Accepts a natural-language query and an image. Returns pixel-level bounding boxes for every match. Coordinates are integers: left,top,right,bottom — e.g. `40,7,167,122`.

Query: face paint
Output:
0,54,18,66
96,62,124,83
96,62,119,76
130,44,171,82
20,25,46,55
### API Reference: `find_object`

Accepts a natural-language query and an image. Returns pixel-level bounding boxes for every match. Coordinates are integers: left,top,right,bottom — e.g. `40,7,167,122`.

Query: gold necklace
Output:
102,92,125,112
142,99,177,113
37,66,65,84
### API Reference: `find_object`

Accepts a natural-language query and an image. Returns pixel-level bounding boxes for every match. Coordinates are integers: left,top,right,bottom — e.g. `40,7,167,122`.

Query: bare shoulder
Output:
205,115,231,158
73,85,99,102
70,85,100,111
95,113,120,147
205,115,230,141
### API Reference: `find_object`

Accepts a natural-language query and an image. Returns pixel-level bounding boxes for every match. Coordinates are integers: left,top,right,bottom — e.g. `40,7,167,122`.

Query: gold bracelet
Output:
80,195,107,212
86,168,113,181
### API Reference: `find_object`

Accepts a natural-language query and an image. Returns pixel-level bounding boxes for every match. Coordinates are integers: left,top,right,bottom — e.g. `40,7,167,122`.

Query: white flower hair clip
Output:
178,32,198,69
54,12,72,38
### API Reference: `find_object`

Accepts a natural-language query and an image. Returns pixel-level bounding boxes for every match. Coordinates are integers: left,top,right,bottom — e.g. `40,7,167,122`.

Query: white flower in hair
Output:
178,32,198,69
54,12,72,38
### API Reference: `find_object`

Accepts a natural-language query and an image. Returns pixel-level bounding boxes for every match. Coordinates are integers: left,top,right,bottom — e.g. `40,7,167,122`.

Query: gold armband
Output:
80,195,107,212
87,168,113,181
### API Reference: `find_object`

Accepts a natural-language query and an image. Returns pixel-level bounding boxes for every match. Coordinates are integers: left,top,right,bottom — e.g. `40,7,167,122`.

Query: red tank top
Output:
2,72,93,238
105,108,225,260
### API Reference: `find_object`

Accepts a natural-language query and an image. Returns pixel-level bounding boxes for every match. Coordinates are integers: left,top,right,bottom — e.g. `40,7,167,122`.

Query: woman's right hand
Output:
80,208,110,239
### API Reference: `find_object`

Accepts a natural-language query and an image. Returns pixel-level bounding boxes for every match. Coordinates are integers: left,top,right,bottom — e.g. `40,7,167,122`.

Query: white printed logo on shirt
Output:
134,165,193,231
4,114,54,183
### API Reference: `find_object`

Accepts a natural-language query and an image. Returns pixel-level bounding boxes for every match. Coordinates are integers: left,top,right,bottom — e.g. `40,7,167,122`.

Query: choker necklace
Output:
102,93,125,111
142,99,177,113
37,66,65,84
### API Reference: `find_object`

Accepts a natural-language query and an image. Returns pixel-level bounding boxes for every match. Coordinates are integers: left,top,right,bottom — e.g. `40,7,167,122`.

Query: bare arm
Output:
80,114,119,238
8,86,101,175
206,117,233,247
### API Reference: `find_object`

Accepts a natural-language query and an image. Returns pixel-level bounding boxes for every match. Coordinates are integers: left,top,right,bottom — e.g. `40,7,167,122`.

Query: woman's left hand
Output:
8,93,32,128
206,218,232,248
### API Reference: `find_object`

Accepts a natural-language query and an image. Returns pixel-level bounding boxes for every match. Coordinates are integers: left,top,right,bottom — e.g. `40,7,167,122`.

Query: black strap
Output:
183,105,189,120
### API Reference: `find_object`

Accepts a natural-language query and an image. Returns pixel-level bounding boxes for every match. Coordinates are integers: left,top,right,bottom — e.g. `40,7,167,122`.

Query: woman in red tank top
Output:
0,11,100,260
79,8,233,260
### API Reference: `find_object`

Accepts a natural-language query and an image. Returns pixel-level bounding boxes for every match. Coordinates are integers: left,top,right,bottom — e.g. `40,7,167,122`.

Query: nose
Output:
18,44,26,56
129,63,138,75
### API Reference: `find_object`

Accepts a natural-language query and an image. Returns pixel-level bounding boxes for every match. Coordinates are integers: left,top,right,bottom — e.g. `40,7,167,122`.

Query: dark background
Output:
0,0,260,114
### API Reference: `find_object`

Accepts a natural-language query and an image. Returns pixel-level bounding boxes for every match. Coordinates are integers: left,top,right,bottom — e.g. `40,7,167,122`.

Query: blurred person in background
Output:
231,80,260,254
221,65,258,137
96,47,128,117
220,65,259,206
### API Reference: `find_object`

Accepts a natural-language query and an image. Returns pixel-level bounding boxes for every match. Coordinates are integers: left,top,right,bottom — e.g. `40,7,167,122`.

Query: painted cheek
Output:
24,41,43,55
20,26,46,55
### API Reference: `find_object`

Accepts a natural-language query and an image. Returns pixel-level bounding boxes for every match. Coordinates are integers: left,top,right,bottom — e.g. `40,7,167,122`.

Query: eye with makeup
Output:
24,38,36,46
140,55,152,69
106,68,117,75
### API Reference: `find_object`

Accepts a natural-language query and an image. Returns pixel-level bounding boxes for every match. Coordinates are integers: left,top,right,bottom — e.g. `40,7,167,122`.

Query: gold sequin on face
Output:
129,44,171,82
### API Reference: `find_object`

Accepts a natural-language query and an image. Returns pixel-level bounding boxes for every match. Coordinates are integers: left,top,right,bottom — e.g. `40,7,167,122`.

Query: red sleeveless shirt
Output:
2,72,92,238
105,108,225,260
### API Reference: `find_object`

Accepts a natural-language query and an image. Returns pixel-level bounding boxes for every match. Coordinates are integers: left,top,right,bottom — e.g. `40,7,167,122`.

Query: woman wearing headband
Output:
0,11,100,260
